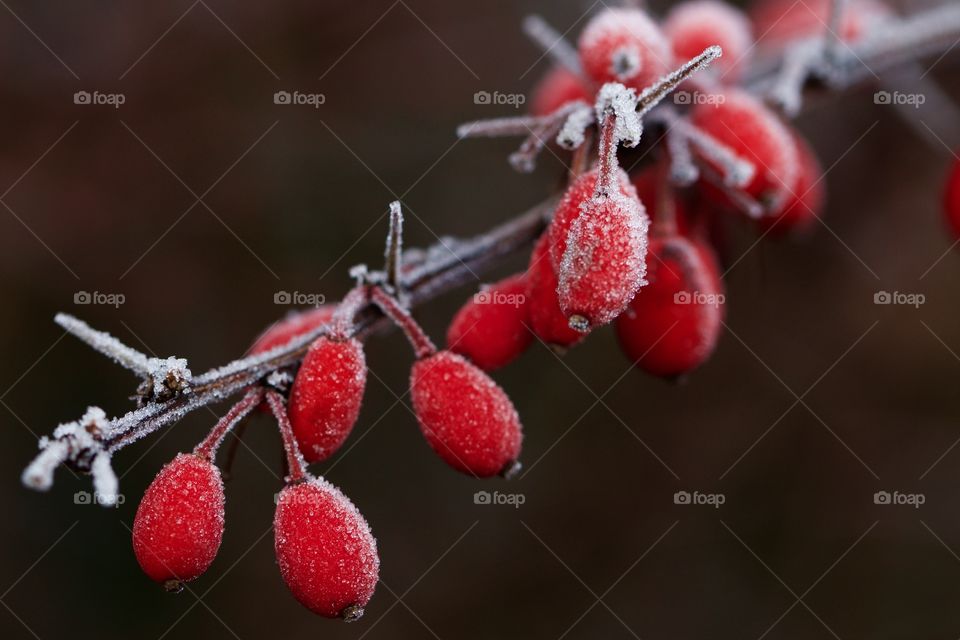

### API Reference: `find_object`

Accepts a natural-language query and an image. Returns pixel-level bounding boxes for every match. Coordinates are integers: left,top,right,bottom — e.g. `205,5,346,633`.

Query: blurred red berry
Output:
274,478,379,620
410,350,522,477
526,234,585,348
664,0,754,81
288,336,367,463
446,273,532,371
249,306,335,354
758,133,825,236
750,0,890,49
531,66,592,116
578,8,672,93
132,453,225,591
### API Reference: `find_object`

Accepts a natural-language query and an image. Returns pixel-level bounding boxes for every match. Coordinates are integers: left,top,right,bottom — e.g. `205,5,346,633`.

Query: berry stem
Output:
594,111,618,197
521,15,584,79
635,46,723,117
369,286,437,359
194,389,263,461
266,390,309,484
384,201,404,292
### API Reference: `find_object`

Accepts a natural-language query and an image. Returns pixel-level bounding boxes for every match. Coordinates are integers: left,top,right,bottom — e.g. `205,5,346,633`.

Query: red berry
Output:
531,66,592,116
691,88,799,207
664,1,753,81
615,235,725,378
410,350,522,477
288,336,367,463
751,0,890,48
274,478,379,620
578,8,672,93
526,234,585,348
446,274,533,371
944,155,960,242
758,133,825,236
249,306,335,354
548,167,637,269
132,453,224,590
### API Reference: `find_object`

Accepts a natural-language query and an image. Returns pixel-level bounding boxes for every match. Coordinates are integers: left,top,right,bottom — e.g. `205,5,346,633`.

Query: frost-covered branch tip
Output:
384,201,404,291
635,45,723,116
522,14,584,78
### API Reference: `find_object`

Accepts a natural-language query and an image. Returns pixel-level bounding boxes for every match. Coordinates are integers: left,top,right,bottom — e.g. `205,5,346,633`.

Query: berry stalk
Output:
266,391,309,485
193,389,263,461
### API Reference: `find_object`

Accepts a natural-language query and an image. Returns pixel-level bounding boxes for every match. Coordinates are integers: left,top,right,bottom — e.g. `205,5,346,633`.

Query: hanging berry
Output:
616,234,725,379
526,234,586,348
691,88,799,209
531,66,592,116
664,0,753,81
757,133,825,236
578,8,672,93
446,273,533,371
249,305,334,354
131,453,226,591
750,0,891,49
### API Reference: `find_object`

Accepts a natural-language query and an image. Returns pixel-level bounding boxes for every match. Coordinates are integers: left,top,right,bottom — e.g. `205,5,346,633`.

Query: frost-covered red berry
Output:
132,453,224,591
692,88,799,207
751,0,890,48
526,234,585,348
758,133,825,236
944,155,960,242
578,8,672,93
664,0,753,81
410,350,522,477
446,273,532,371
531,66,592,116
616,235,725,378
274,478,379,620
288,336,367,463
249,306,334,354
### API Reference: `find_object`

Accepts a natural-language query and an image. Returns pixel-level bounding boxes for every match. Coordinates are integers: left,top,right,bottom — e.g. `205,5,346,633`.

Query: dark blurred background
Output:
2,0,960,638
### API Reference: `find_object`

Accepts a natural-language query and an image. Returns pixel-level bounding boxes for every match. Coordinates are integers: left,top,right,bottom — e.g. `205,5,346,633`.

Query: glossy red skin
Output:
664,0,753,81
249,306,335,354
446,274,533,371
526,234,585,347
945,156,960,242
288,337,366,463
578,8,672,93
410,351,522,477
557,193,649,328
615,236,725,378
631,168,691,236
751,0,889,49
132,454,224,585
274,480,379,619
692,89,799,207
758,134,825,236
531,66,592,116
549,168,637,269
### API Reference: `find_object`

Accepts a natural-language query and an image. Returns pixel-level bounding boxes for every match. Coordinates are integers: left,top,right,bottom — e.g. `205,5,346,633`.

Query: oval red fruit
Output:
751,0,890,50
664,0,753,81
531,66,592,116
616,235,724,378
132,453,225,590
526,234,585,348
578,8,672,93
410,350,522,477
274,478,379,620
758,134,825,236
446,274,533,371
249,306,335,354
288,337,366,463
691,88,799,207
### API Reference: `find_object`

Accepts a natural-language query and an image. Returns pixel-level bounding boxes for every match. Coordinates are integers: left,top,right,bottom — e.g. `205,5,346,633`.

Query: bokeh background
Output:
2,0,960,638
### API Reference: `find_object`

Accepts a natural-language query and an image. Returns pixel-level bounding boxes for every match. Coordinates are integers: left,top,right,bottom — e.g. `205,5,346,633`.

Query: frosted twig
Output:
522,15,584,78
384,201,404,291
510,120,562,172
636,45,723,117
267,391,309,484
651,108,755,188
557,103,595,150
826,0,849,63
699,164,765,219
768,40,824,116
194,389,263,460
596,83,643,147
665,127,699,186
457,114,551,139
55,313,150,375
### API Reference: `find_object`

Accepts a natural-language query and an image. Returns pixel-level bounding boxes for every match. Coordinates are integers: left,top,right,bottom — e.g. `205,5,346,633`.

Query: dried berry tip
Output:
568,315,590,333
341,605,365,622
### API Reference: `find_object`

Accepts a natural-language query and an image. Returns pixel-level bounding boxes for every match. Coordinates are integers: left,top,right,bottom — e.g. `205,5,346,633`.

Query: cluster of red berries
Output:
131,279,523,619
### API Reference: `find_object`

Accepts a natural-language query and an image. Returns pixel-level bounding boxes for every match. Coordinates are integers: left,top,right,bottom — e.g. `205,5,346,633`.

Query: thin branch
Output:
522,14,583,78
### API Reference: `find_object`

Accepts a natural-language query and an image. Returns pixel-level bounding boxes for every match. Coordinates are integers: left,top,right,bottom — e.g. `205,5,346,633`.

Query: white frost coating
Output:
457,115,551,139
522,14,584,77
665,128,699,186
147,356,192,398
658,113,755,188
595,83,642,147
21,440,69,490
55,313,150,374
91,452,119,506
556,104,595,149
